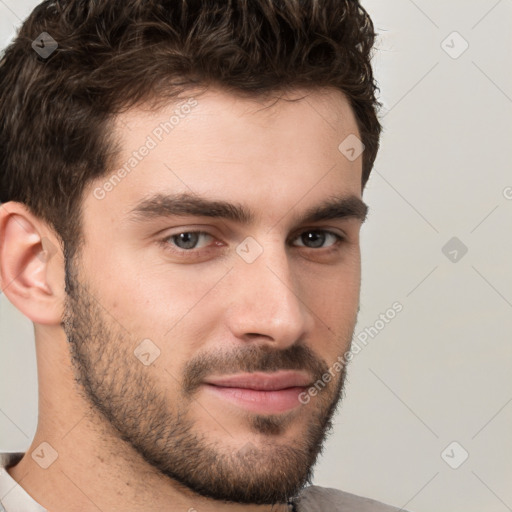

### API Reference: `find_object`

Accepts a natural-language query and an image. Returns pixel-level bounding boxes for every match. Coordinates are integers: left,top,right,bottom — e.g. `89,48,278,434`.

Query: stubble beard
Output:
62,257,351,505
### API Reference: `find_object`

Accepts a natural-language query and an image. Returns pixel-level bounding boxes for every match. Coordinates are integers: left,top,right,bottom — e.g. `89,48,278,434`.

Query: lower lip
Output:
203,384,306,414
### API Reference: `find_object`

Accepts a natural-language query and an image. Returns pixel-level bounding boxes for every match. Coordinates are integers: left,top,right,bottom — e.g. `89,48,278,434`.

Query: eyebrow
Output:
127,192,368,226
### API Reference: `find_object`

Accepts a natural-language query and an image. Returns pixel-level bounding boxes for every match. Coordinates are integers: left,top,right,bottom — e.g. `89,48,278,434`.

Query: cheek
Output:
303,256,360,310
88,244,213,310
301,260,360,351
314,285,359,335
85,255,227,361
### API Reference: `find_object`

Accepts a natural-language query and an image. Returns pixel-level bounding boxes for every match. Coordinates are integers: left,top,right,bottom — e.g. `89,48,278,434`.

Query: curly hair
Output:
0,0,381,257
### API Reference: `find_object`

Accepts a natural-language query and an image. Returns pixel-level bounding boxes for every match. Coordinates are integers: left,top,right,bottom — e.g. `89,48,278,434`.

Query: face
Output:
63,87,366,504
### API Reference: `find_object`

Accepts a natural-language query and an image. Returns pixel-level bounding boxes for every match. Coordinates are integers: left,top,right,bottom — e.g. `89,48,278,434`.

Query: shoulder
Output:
295,485,410,512
0,452,23,469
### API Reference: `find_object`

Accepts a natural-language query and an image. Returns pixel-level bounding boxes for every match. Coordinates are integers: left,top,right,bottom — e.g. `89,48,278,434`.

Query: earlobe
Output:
0,202,64,325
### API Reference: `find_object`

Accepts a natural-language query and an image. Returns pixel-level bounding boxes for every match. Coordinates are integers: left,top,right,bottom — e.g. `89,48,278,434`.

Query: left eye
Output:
291,230,343,249
165,231,214,250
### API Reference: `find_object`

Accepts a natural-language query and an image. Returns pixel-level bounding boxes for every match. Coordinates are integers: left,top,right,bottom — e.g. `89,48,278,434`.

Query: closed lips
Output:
203,371,313,391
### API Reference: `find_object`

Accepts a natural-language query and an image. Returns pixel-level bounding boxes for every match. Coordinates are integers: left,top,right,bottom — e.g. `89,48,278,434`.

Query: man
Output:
0,1,407,510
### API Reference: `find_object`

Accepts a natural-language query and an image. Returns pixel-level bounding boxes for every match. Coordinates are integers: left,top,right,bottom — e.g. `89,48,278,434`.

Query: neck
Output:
7,408,294,512
6,331,295,512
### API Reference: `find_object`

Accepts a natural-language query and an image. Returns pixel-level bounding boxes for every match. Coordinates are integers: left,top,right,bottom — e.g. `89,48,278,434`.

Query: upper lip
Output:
203,371,313,391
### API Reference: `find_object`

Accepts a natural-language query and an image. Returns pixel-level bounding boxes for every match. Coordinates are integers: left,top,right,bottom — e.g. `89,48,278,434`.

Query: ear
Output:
0,201,65,325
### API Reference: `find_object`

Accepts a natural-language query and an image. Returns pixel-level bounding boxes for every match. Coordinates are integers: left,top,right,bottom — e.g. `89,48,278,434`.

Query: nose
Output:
224,240,315,349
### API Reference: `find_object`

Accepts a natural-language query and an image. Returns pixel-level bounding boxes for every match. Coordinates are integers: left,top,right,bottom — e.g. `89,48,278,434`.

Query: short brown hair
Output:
0,0,381,258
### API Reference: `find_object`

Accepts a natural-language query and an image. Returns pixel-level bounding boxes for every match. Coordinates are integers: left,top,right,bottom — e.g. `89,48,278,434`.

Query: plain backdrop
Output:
1,1,511,511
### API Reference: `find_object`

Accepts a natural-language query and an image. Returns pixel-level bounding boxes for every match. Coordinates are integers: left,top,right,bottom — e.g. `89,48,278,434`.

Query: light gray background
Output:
1,1,511,511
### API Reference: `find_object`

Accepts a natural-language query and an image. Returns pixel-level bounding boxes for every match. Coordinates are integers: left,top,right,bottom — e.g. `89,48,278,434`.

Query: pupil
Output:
303,231,324,248
176,232,198,249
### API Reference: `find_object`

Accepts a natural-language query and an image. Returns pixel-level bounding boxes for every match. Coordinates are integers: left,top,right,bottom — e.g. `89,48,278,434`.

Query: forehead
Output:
85,86,363,227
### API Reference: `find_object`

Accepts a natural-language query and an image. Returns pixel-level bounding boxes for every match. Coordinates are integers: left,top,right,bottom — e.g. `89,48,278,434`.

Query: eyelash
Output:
157,229,346,257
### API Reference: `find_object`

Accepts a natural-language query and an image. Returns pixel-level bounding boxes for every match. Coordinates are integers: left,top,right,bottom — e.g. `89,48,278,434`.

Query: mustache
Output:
181,343,331,396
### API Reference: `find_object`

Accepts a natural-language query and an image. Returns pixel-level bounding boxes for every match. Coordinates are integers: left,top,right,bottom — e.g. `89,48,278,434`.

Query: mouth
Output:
202,370,313,414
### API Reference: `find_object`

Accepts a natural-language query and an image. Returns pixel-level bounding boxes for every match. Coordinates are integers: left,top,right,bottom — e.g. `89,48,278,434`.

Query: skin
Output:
0,86,366,512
